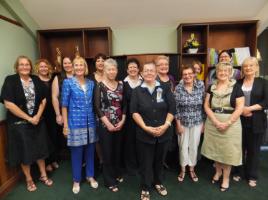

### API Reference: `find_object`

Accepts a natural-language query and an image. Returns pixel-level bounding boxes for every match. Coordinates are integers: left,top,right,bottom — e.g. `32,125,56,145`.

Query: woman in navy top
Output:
62,57,98,194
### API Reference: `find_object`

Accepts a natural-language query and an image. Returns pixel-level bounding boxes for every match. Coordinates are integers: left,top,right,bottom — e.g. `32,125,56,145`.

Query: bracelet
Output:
165,121,171,127
227,120,232,126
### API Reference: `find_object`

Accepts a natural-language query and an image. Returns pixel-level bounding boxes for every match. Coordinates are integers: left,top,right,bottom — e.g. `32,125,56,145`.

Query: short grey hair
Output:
104,58,118,69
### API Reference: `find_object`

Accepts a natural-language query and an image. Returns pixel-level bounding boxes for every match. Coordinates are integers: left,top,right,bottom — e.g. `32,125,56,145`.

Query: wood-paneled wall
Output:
0,121,20,198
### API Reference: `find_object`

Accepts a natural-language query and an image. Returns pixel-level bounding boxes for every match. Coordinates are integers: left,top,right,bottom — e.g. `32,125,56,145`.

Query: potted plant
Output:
184,33,200,53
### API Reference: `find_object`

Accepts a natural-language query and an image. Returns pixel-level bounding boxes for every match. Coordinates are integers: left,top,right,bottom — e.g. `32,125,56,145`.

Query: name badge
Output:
156,88,164,103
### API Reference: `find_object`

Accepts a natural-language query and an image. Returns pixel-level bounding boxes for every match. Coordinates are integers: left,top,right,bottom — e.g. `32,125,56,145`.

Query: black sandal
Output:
155,184,167,196
108,185,119,192
140,190,150,200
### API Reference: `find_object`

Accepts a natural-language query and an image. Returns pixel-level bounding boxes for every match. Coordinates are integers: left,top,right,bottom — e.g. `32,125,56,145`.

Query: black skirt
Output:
7,119,50,167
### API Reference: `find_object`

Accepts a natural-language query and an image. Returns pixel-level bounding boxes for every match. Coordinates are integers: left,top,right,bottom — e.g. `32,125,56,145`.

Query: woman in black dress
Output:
35,59,59,172
89,53,107,170
123,58,142,175
0,56,53,192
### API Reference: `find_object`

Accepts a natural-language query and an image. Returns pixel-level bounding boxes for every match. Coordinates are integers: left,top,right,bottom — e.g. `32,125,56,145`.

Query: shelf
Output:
177,20,258,79
37,27,112,70
182,52,207,56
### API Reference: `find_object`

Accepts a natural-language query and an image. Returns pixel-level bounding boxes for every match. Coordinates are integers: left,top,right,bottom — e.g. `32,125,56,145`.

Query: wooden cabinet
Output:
37,27,112,71
177,20,258,78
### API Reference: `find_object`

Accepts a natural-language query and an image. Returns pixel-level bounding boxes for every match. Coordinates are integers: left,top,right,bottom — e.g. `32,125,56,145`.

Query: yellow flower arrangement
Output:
184,33,200,49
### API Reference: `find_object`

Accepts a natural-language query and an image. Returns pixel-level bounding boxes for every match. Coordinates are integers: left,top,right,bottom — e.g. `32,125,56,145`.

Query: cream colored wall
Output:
112,26,177,55
0,3,39,120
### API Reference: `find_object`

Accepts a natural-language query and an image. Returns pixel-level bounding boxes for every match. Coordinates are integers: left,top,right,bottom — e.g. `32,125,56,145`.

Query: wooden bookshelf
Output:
177,20,258,78
37,27,112,70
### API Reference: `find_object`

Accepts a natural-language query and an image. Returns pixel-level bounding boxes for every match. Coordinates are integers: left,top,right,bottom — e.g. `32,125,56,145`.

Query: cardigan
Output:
0,74,46,124
236,77,268,133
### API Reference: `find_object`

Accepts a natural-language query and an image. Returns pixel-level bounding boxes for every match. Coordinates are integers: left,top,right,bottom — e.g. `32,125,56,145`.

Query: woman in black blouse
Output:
0,56,53,192
35,59,60,172
89,53,107,172
233,57,268,187
94,58,126,192
123,58,142,175
130,62,175,200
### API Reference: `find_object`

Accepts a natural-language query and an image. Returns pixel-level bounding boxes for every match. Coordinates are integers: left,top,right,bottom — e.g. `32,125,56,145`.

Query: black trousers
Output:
233,119,263,180
124,118,138,174
99,123,122,187
137,139,169,191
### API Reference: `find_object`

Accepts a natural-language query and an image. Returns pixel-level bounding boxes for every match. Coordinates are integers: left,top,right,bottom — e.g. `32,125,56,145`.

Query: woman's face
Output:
182,68,194,85
142,64,157,83
216,67,230,81
38,62,49,77
104,64,118,80
73,60,86,77
219,52,231,63
127,62,139,77
193,64,201,74
17,58,31,76
96,57,105,72
156,59,169,75
63,57,73,73
242,60,258,77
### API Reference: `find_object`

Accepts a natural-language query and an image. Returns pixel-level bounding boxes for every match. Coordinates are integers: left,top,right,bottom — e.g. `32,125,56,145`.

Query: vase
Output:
187,48,198,54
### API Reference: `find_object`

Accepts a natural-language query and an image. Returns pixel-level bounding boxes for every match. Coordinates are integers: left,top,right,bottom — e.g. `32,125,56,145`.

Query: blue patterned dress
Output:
61,77,97,146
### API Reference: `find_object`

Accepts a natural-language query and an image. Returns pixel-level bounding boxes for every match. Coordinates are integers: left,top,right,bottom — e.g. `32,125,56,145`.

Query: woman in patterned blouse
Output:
94,58,126,192
174,65,205,183
62,57,98,194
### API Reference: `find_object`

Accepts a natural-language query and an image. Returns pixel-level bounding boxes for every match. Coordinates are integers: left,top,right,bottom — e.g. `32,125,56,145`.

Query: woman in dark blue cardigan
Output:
234,57,268,187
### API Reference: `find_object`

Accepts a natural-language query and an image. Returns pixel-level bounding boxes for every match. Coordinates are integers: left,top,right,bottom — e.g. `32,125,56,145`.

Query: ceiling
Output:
20,0,267,29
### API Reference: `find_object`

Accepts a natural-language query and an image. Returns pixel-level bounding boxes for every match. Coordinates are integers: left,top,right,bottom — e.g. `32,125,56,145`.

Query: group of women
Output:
0,51,267,200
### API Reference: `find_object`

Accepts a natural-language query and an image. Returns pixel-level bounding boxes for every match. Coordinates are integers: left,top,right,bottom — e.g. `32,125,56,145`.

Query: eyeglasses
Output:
182,73,193,77
19,63,30,67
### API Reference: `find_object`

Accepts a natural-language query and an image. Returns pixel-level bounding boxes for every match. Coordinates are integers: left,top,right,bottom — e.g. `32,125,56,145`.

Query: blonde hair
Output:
14,55,33,74
241,57,260,78
215,62,233,78
34,59,53,79
154,55,169,65
73,57,88,76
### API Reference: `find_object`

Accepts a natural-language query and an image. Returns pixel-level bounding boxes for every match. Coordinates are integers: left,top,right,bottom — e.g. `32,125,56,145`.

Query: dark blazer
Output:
130,82,176,144
0,74,46,124
236,77,268,133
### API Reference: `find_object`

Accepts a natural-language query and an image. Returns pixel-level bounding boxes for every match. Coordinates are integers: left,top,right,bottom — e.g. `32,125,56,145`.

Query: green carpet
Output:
3,152,268,200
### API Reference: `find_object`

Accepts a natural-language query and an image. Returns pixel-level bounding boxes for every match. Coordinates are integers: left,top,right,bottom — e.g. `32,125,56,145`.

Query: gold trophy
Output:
75,45,80,58
54,47,62,72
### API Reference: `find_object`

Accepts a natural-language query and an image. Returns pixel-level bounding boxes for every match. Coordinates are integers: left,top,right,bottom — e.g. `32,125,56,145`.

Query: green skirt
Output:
201,113,242,166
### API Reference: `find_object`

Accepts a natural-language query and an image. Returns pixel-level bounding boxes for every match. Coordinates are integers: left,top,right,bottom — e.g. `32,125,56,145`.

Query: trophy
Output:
54,47,62,72
75,45,80,58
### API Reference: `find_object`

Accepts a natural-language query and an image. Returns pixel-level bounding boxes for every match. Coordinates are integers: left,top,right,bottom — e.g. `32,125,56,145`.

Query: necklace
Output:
103,80,117,90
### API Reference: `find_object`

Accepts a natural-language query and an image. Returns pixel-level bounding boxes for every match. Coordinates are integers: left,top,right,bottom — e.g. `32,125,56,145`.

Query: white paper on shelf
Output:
234,47,251,65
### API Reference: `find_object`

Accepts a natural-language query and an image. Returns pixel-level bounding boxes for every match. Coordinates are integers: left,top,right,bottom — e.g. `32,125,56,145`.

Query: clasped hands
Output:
27,115,40,125
145,124,169,137
213,120,230,132
106,119,125,132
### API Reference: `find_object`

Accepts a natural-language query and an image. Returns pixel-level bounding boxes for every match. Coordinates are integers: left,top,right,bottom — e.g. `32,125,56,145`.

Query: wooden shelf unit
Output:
37,27,112,69
177,20,258,78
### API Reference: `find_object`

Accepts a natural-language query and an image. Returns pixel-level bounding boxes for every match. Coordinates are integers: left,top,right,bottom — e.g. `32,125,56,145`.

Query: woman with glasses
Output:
0,56,53,192
174,65,205,183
